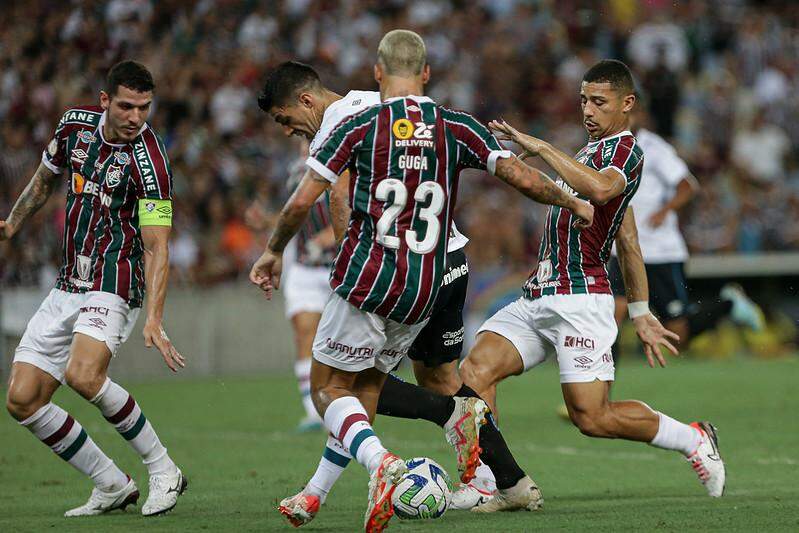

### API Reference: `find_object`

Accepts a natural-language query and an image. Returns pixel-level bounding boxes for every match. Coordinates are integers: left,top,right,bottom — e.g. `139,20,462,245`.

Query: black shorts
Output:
408,248,468,367
607,258,691,320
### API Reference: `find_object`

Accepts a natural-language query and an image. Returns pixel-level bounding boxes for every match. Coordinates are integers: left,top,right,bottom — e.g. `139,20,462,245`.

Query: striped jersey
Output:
88,117,172,308
307,95,510,324
41,106,111,294
287,156,337,268
524,130,643,299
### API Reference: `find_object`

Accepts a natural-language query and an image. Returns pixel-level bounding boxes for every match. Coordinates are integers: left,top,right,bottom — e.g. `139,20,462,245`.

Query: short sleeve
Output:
598,136,643,184
134,131,173,200
41,115,69,174
306,108,376,184
442,110,511,175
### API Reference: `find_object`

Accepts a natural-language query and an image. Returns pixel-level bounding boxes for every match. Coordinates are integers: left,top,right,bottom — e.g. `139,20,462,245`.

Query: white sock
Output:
473,461,497,493
92,378,175,475
306,435,351,503
650,412,702,456
295,359,320,420
323,396,387,475
21,403,128,492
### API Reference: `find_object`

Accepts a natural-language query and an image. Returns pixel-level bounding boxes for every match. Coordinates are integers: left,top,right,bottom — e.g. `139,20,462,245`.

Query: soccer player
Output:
455,60,725,512
256,62,512,525
607,102,763,348
2,61,186,517
250,31,593,531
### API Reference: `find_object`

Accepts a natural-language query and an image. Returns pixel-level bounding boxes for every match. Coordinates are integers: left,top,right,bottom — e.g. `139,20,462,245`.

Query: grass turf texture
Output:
1,358,798,532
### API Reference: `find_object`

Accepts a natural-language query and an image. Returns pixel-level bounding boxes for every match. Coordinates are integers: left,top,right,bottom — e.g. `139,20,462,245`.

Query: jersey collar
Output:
382,94,434,104
586,129,633,145
98,111,149,147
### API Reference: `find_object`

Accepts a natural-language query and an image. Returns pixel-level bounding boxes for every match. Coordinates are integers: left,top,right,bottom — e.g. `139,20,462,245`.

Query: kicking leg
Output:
8,361,136,516
562,379,725,496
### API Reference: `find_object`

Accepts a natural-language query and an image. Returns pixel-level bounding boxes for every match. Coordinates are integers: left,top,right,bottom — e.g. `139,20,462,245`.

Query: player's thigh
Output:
561,379,611,421
412,359,461,396
13,289,83,385
459,331,526,391
6,362,61,420
540,294,617,385
352,367,390,421
64,333,113,398
290,311,322,359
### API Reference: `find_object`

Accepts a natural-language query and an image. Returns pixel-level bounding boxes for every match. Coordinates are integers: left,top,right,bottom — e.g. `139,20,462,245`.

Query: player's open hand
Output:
488,119,547,159
0,220,15,241
648,208,669,228
143,320,185,373
632,313,680,368
571,199,594,230
249,249,283,299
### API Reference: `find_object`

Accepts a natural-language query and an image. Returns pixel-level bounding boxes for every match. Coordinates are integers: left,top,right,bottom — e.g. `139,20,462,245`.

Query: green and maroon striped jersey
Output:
287,157,336,268
41,106,109,294
524,131,643,299
307,95,510,324
88,118,173,308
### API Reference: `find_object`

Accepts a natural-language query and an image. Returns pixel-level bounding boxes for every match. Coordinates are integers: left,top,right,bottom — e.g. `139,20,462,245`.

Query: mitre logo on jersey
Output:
105,165,123,188
392,119,435,148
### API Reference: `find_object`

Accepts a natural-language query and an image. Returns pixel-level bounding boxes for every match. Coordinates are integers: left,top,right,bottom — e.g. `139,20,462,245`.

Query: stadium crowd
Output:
2,0,798,289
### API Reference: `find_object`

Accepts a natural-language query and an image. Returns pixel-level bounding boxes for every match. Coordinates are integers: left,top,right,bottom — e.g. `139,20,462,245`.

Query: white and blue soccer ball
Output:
391,457,453,520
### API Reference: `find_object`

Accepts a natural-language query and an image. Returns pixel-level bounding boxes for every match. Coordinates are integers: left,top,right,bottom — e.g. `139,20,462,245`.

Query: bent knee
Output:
6,388,46,421
64,367,105,400
569,409,614,438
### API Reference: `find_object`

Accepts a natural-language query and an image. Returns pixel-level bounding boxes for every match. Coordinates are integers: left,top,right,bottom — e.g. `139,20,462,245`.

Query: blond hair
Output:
377,30,426,76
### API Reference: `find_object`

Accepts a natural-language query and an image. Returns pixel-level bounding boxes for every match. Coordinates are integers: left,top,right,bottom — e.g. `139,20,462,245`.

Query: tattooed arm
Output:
249,170,330,299
0,162,61,240
494,157,594,228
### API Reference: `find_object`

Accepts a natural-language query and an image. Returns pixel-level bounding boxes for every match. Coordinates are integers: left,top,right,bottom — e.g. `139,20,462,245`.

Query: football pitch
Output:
1,357,797,532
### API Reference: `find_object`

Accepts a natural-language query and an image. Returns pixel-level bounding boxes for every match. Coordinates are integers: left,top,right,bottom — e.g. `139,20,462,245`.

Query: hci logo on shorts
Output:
564,335,595,350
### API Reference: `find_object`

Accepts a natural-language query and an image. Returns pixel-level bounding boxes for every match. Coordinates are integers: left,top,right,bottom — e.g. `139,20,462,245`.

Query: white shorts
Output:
283,263,332,319
312,293,428,373
478,294,617,383
13,289,140,383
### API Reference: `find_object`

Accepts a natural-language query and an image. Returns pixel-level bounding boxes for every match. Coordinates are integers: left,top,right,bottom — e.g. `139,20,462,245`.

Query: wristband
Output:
628,301,650,319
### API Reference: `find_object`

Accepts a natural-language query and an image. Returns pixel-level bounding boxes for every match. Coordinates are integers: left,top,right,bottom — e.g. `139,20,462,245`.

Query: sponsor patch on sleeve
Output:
138,198,173,227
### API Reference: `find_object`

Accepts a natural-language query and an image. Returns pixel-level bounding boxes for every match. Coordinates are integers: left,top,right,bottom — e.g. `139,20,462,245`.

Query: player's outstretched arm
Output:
490,120,625,205
141,224,185,372
0,162,60,240
249,171,330,298
615,207,679,367
495,157,594,229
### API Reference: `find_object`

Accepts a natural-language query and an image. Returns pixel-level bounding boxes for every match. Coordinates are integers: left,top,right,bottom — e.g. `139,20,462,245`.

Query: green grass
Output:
1,358,798,532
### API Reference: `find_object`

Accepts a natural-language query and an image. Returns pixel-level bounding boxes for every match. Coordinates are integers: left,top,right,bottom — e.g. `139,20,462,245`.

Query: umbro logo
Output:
88,318,107,329
574,356,593,366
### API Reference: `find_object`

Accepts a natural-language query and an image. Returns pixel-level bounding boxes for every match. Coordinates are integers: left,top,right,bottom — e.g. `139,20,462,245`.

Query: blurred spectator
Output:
2,0,799,289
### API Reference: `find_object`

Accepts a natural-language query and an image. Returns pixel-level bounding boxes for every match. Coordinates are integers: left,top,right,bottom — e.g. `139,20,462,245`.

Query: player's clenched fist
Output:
249,249,283,299
570,199,594,230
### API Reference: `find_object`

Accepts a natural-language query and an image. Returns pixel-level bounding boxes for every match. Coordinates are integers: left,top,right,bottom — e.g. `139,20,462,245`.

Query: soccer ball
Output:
391,457,453,520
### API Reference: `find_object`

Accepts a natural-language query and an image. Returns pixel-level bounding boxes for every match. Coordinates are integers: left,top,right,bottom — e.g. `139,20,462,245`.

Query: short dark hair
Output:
257,61,322,112
106,60,155,96
582,59,634,94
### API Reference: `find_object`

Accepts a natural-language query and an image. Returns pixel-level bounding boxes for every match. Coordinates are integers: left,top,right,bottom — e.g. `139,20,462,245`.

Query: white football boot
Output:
472,475,543,513
451,481,496,510
687,422,726,497
720,284,765,331
278,489,321,527
64,476,139,517
444,397,489,483
142,466,188,516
